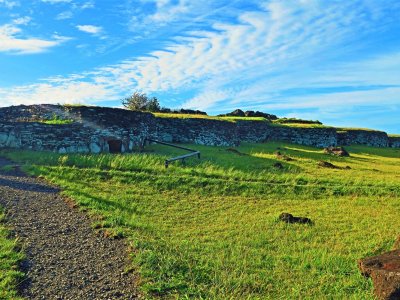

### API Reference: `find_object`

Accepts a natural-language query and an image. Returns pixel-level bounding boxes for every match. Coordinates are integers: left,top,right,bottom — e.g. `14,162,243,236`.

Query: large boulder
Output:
228,109,245,117
359,250,400,300
244,110,278,120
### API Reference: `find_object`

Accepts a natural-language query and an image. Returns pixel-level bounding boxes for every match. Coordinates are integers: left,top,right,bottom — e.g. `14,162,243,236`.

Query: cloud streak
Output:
41,0,72,3
76,25,103,35
0,20,70,54
0,0,19,9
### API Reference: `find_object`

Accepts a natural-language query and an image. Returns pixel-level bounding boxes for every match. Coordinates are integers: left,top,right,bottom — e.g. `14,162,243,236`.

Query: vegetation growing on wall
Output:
37,113,74,125
274,117,322,125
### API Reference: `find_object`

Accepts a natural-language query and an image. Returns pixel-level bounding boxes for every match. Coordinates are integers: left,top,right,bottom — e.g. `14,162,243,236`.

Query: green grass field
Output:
1,142,400,299
0,207,24,300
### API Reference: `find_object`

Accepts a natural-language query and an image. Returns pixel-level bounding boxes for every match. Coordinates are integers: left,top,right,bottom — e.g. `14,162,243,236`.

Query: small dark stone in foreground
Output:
359,249,400,300
278,213,312,225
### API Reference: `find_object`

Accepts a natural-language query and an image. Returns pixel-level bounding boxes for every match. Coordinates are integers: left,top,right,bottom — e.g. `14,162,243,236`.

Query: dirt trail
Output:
0,157,139,299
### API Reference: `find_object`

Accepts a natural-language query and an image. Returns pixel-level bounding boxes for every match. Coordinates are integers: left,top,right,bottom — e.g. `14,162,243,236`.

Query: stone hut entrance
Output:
107,140,122,153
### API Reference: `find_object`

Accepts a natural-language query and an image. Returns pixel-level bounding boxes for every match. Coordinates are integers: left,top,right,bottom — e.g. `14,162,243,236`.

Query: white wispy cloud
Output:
53,1,95,21
76,25,103,35
147,0,190,24
80,1,94,9
0,0,19,9
41,0,72,3
0,82,115,107
12,16,31,25
56,11,73,20
0,19,70,54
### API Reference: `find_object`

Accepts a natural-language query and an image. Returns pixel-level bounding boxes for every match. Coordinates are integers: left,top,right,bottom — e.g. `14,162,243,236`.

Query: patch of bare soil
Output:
0,157,139,299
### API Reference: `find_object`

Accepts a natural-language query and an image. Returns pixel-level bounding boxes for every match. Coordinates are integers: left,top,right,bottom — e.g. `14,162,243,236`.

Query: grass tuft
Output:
0,208,24,300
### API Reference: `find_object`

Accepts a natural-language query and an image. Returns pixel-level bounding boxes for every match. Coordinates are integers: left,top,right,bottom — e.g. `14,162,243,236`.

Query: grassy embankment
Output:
153,112,267,122
2,142,400,299
0,207,24,300
154,113,339,129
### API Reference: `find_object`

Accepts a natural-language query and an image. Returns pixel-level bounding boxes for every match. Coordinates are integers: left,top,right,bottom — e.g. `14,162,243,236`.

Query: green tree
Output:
147,97,160,112
122,92,161,112
122,91,149,111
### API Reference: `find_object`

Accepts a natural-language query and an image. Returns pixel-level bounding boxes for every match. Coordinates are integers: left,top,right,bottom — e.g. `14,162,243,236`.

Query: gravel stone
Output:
0,157,139,299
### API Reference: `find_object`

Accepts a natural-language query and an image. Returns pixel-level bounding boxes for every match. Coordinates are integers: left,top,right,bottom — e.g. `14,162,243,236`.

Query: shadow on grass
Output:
346,145,400,159
148,144,304,173
0,176,59,193
68,189,140,217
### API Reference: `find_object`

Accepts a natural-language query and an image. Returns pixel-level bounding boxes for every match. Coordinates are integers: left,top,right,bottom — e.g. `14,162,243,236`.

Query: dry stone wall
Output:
153,118,239,146
336,130,389,147
235,121,337,147
0,105,154,154
389,136,400,148
0,105,398,154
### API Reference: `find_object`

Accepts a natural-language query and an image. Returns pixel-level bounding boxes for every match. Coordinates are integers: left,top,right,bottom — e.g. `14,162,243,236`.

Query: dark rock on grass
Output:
317,161,340,169
273,162,284,170
359,249,400,300
324,146,350,157
226,148,247,156
275,151,294,161
317,161,352,170
278,213,313,225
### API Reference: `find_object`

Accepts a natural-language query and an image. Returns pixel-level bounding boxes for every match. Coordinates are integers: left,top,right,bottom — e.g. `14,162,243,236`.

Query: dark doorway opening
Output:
108,140,122,153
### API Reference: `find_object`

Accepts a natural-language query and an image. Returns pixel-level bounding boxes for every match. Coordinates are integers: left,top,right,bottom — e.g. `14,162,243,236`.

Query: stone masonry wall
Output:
389,136,400,148
153,118,239,146
235,121,337,147
0,121,150,154
336,130,389,147
0,105,155,154
0,105,398,154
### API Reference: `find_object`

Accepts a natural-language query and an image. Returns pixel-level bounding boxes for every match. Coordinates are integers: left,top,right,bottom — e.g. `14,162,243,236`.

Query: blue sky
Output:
0,0,399,133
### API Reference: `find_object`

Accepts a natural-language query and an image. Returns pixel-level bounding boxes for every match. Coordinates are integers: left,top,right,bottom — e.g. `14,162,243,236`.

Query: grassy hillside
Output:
153,112,339,129
2,142,400,299
153,112,267,122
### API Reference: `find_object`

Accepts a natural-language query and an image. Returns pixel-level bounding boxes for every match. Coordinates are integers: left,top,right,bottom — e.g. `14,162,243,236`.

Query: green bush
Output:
122,92,160,112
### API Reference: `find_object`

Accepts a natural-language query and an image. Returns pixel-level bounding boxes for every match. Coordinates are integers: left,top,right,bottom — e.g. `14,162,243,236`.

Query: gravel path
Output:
0,157,139,299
